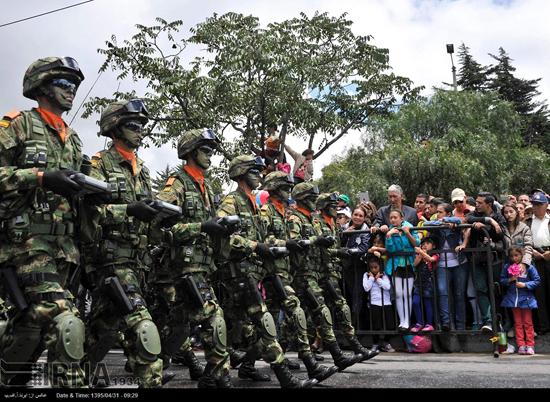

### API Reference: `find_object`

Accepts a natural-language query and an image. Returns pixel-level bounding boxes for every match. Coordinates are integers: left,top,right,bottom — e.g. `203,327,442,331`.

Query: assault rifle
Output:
69,172,116,197
149,200,183,220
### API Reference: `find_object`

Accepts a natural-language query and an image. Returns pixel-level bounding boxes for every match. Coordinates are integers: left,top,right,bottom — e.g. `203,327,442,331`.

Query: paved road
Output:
23,347,550,391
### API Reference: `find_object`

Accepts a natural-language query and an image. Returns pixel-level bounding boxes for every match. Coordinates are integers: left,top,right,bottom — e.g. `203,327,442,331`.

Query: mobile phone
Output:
359,191,369,203
500,195,510,202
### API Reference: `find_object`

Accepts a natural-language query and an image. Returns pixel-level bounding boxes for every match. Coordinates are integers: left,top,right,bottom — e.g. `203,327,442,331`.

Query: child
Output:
385,209,420,332
411,237,439,332
363,255,395,352
368,232,388,267
499,245,541,355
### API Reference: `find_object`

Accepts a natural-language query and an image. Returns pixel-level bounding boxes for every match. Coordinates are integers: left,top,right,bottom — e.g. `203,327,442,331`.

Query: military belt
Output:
19,272,61,286
222,260,266,279
25,291,67,303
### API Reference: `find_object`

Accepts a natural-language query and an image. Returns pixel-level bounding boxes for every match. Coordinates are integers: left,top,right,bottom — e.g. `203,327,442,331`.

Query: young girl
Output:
385,209,420,332
368,232,388,267
411,237,439,332
499,245,541,355
363,255,395,352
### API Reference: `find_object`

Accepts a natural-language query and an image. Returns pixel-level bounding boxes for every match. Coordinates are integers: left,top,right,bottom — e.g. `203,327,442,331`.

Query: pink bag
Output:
403,335,432,353
276,162,291,174
294,160,307,180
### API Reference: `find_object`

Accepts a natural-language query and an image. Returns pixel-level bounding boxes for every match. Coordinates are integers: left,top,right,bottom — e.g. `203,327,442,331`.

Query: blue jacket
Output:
422,216,467,265
385,221,420,275
341,222,370,257
499,263,540,309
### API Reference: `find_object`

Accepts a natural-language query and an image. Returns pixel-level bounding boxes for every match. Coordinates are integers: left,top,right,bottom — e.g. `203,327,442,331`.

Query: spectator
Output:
466,192,507,332
359,200,377,228
466,196,476,209
414,193,430,221
516,202,526,221
384,209,420,332
523,192,550,335
524,203,533,220
371,184,419,233
338,194,353,215
363,255,395,352
336,208,351,231
451,188,471,224
517,193,531,205
499,245,540,355
424,202,469,331
284,144,314,183
342,205,371,327
367,232,389,268
411,237,439,333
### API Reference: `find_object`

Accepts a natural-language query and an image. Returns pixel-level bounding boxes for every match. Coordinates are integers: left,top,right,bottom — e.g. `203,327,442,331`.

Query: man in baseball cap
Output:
451,188,469,223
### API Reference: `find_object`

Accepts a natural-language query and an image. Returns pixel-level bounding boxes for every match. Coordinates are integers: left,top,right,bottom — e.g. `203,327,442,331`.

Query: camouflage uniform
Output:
215,156,317,388
0,57,88,388
260,172,338,382
288,184,363,371
82,101,163,388
153,128,231,388
315,193,379,362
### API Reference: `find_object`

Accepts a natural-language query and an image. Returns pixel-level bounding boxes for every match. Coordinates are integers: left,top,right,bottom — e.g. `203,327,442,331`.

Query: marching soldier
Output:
215,155,318,388
287,183,363,371
315,192,379,362
82,100,167,388
259,172,339,383
0,57,88,387
153,128,233,388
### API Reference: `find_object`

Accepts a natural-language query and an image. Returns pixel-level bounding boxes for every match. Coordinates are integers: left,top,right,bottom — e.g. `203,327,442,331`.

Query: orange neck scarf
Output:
296,207,311,218
115,146,137,176
269,197,285,217
247,193,257,213
184,165,205,194
37,108,66,142
321,212,334,231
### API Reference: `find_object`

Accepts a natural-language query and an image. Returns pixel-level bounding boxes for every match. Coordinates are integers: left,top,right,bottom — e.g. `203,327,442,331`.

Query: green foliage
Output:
318,89,550,208
82,13,422,185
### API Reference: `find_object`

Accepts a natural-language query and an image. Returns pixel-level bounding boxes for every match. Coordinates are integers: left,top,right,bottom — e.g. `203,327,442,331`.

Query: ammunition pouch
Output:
94,238,147,263
1,209,75,243
219,259,266,281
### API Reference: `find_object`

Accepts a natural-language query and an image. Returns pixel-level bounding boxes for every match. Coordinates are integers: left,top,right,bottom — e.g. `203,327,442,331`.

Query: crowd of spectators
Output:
334,185,547,355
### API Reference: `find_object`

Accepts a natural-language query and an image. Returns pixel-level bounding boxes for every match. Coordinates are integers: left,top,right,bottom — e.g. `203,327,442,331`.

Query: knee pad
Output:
208,315,228,354
134,320,162,362
88,330,118,364
337,303,352,325
259,312,278,341
161,323,189,357
53,311,85,363
1,326,42,368
293,307,308,336
316,306,333,327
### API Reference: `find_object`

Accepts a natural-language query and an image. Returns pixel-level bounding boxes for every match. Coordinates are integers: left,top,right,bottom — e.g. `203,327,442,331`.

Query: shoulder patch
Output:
163,177,176,192
225,198,233,204
3,110,21,120
260,203,269,211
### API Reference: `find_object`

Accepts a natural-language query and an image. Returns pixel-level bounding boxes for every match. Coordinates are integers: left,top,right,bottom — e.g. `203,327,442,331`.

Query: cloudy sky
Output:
1,0,549,190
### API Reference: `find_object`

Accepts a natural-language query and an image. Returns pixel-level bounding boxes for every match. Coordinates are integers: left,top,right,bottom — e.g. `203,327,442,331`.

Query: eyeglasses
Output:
51,78,77,93
532,203,545,208
198,145,214,155
101,100,149,123
122,121,143,132
26,57,84,80
247,169,261,175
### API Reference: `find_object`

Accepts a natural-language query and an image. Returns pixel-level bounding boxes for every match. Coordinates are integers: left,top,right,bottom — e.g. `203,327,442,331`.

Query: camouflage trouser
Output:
84,265,162,388
161,272,230,381
263,273,312,359
320,275,356,342
0,249,85,388
222,276,285,365
292,275,337,343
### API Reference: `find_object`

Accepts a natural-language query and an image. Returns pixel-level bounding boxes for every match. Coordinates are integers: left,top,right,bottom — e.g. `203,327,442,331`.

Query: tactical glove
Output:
316,235,335,248
200,218,228,235
255,242,276,259
42,169,82,198
285,239,303,253
126,199,159,222
336,249,352,259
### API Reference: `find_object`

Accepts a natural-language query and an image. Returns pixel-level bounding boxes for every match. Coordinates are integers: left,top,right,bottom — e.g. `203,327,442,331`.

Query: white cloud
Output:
1,0,548,182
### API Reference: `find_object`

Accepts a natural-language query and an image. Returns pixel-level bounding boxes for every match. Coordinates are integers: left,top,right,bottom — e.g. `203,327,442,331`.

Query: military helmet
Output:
99,99,149,137
228,155,266,180
316,192,340,211
291,182,320,201
23,57,85,100
263,171,295,192
178,128,220,159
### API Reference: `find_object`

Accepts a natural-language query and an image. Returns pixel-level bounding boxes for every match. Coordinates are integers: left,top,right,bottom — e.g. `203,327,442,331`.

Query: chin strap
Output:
113,126,141,149
39,85,72,112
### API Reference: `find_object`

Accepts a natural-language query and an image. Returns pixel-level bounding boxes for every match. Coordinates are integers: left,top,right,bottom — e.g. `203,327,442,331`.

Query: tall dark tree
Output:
456,43,489,92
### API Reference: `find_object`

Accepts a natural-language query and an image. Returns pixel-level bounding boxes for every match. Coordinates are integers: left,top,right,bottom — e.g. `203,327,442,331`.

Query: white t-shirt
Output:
531,214,550,248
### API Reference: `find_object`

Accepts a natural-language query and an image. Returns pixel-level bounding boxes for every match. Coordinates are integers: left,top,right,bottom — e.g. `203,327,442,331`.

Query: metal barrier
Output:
341,224,504,357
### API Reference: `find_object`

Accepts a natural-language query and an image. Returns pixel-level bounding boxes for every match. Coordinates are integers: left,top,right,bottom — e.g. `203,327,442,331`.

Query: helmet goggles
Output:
101,99,149,123
26,57,84,80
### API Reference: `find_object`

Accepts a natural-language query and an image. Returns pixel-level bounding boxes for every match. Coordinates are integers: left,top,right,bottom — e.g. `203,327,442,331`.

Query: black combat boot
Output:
161,371,176,385
301,353,338,383
325,340,363,371
237,350,271,381
197,363,233,388
181,349,205,380
214,374,234,388
228,348,246,368
271,361,318,388
348,337,380,362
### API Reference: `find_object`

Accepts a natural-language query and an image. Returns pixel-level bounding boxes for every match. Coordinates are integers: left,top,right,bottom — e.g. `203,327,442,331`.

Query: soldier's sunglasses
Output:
51,78,77,94
122,121,143,132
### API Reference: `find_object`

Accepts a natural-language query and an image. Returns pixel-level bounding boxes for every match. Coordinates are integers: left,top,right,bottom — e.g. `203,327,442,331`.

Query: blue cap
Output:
532,192,548,204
